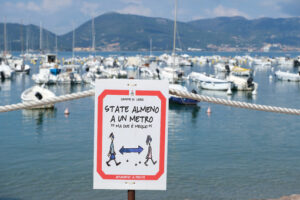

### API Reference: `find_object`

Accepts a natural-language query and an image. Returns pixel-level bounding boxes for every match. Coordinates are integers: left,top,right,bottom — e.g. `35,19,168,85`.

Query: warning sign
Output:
93,79,169,190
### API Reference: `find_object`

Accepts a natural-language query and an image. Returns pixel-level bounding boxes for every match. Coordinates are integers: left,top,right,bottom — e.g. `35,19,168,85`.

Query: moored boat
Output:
21,85,56,109
169,84,199,105
187,72,232,91
227,74,258,91
275,70,300,81
231,66,252,76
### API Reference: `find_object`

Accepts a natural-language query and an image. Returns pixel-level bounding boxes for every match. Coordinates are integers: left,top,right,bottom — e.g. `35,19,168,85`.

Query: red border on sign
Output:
97,89,166,180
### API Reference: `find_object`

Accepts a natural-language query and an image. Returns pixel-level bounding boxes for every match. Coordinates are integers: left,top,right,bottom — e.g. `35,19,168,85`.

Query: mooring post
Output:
128,190,135,200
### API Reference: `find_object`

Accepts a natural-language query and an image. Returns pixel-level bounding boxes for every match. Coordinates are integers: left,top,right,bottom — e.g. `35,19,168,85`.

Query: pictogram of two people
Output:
106,133,157,166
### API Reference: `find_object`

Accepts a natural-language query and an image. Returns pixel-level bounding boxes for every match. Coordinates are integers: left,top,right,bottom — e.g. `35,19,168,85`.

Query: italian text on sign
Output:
93,79,169,190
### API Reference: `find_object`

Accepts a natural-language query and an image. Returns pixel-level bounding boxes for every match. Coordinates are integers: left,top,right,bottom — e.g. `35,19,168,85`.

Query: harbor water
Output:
1,51,300,200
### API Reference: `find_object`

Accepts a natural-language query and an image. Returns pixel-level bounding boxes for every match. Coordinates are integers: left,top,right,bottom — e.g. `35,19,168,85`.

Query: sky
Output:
1,0,300,35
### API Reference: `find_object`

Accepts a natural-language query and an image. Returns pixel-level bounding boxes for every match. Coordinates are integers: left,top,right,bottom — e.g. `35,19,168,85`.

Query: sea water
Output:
1,51,300,200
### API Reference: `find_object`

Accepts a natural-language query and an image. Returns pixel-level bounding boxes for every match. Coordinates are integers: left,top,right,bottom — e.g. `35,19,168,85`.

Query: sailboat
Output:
82,16,99,84
168,0,198,105
59,24,82,84
156,0,184,84
9,22,31,73
0,18,14,79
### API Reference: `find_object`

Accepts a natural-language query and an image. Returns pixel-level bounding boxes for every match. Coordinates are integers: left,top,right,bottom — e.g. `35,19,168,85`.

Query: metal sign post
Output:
93,79,169,192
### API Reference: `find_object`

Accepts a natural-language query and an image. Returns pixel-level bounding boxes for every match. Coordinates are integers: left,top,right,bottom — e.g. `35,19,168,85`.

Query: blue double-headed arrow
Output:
119,146,143,154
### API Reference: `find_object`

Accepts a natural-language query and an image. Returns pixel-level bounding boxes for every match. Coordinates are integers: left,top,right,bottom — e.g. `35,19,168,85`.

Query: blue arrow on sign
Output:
119,146,143,154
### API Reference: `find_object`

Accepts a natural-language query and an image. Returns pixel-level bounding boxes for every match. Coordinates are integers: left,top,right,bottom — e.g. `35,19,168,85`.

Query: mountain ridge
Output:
0,12,300,52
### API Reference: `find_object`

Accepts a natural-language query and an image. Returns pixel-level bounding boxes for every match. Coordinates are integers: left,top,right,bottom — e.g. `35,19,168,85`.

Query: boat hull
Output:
200,82,231,91
169,96,198,105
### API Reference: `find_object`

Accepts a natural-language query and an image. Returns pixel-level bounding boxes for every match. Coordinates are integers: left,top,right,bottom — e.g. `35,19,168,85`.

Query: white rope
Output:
0,90,94,113
169,88,300,115
0,88,299,115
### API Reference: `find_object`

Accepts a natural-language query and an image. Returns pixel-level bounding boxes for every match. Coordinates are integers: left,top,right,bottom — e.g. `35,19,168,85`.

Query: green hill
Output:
1,13,300,52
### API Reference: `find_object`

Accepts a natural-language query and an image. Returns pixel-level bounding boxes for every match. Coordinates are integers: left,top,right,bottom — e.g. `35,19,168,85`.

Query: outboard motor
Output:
225,65,230,73
0,71,5,80
35,92,43,100
294,59,300,67
85,67,89,72
156,68,161,80
113,60,118,68
247,77,254,88
70,72,75,81
177,72,183,78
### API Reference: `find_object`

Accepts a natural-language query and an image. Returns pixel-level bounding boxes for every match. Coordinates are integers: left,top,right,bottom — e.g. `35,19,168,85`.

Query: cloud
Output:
42,0,72,13
15,2,41,12
260,0,281,11
80,2,101,16
5,0,72,14
117,5,152,16
120,0,142,5
192,15,205,21
211,5,249,18
260,0,300,17
6,1,41,12
278,0,300,16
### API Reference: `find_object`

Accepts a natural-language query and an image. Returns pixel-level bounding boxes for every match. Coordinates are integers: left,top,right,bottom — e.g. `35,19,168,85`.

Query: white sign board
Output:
93,79,169,190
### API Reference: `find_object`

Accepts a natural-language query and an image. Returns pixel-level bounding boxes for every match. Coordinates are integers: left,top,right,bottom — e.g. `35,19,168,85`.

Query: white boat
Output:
8,58,30,73
187,72,209,82
14,62,31,73
0,58,14,79
230,66,252,76
187,72,232,91
156,66,183,83
214,62,233,73
227,75,258,91
32,54,61,84
82,71,95,83
275,70,300,81
21,85,56,109
32,68,59,84
276,57,294,68
200,79,232,91
252,58,271,68
40,54,60,69
58,64,82,84
139,67,157,79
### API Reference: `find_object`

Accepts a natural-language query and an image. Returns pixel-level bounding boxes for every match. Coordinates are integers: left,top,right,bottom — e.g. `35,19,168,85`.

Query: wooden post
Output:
128,190,135,200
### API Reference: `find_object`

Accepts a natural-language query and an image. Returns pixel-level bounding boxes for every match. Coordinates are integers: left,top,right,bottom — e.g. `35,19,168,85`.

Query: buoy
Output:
64,108,70,115
252,84,258,95
227,86,232,95
207,106,211,114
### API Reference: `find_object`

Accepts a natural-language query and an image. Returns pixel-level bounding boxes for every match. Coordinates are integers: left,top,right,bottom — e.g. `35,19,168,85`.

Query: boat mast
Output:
92,16,95,54
172,0,177,56
150,38,152,57
172,0,177,68
39,22,43,53
55,34,58,57
20,20,24,55
72,23,75,62
26,25,29,55
4,17,7,57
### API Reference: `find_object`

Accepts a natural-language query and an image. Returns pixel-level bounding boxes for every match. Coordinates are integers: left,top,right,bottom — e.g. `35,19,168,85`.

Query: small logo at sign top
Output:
130,90,135,96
